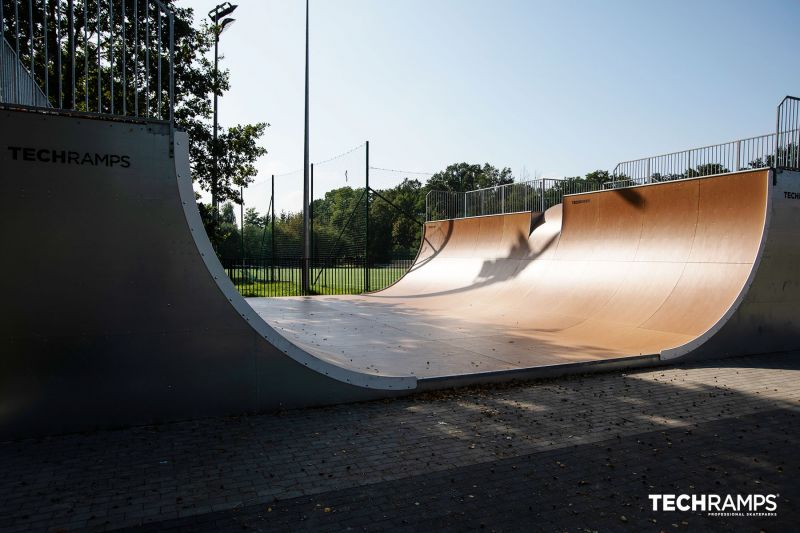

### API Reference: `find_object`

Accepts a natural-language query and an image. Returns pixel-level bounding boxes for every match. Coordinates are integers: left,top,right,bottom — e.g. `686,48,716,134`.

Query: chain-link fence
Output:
220,145,424,297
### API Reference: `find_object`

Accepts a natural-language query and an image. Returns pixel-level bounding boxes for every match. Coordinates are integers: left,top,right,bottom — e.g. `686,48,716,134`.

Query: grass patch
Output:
229,266,408,297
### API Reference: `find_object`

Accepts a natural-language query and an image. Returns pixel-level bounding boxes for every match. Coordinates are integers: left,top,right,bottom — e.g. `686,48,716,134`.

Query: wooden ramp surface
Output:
252,168,799,379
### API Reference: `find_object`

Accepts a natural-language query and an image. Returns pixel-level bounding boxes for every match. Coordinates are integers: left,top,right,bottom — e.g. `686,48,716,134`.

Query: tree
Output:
426,163,514,192
387,178,425,252
244,207,265,228
583,170,611,186
545,170,611,200
747,155,773,169
688,163,728,177
0,1,268,250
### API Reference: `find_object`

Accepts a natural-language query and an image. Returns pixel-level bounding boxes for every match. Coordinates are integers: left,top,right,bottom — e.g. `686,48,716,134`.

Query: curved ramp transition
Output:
254,170,800,379
2,108,799,437
0,110,412,438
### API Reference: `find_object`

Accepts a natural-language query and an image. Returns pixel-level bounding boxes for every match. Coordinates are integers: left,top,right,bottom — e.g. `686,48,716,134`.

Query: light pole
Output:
208,2,238,230
302,0,311,293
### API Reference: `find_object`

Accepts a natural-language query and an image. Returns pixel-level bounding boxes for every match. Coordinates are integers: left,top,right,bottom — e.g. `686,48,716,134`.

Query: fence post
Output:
501,186,505,214
271,174,275,283
364,141,370,293
646,158,651,183
310,162,314,278
240,186,244,266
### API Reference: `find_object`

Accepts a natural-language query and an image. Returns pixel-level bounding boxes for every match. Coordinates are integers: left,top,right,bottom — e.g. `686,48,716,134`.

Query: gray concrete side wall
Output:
0,109,412,439
662,169,800,360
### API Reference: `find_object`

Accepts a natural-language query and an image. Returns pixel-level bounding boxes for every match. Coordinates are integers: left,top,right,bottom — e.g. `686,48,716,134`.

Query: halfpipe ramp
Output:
1,108,799,438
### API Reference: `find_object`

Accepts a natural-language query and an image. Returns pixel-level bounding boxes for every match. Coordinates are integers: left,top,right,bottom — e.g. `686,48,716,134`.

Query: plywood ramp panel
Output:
634,179,698,262
689,171,767,263
663,169,800,359
371,169,787,364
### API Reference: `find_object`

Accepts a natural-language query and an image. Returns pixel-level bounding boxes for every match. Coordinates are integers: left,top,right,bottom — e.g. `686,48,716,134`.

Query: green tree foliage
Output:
688,163,728,178
583,170,611,185
427,163,514,192
212,202,241,261
244,207,264,227
368,178,425,261
547,169,612,195
0,1,267,249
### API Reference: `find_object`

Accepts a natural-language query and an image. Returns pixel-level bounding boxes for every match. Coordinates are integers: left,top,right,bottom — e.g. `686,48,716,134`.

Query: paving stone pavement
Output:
0,352,798,532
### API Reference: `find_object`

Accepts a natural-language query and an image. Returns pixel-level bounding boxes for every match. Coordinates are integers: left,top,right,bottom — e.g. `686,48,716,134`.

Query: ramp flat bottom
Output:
248,295,666,379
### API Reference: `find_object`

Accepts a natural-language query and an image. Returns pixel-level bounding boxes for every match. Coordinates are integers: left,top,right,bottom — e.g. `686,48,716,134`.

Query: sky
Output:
182,0,800,218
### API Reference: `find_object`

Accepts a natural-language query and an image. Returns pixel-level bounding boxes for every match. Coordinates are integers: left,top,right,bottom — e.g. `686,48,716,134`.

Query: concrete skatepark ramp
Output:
2,108,799,438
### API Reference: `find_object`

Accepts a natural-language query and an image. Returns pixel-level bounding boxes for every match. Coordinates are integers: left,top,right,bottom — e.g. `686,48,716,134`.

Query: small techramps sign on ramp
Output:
1,108,799,438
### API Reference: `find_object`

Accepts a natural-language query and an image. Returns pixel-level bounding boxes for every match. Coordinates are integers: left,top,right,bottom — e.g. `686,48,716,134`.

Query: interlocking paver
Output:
0,353,798,531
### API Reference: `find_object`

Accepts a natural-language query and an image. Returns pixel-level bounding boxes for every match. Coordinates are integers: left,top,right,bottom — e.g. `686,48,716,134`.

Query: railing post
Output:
169,11,175,122
29,0,34,106
735,139,741,171
687,151,692,177
540,179,545,212
501,185,505,214
0,0,5,104
646,158,651,184
776,98,782,168
13,1,20,104
524,183,528,211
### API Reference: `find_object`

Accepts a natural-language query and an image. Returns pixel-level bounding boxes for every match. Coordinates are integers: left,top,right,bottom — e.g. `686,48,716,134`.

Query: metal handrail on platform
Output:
1,37,49,107
425,178,603,222
609,95,800,188
777,96,800,171
0,0,175,121
427,96,800,221
608,132,778,189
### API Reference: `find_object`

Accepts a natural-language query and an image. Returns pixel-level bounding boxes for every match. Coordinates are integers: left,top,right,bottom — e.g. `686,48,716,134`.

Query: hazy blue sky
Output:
184,0,800,216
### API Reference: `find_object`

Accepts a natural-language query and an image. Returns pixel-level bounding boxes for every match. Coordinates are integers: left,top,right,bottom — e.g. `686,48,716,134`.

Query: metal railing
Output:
608,132,779,188
777,96,800,170
425,178,603,221
0,0,175,120
609,95,800,188
2,36,49,106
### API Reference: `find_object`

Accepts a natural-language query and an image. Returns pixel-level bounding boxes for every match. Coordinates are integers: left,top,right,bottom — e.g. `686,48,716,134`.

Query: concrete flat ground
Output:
249,296,643,378
1,353,798,532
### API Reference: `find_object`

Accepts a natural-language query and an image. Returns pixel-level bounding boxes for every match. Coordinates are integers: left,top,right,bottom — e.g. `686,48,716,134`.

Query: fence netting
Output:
220,147,424,297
